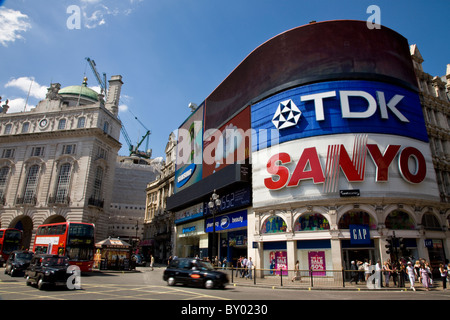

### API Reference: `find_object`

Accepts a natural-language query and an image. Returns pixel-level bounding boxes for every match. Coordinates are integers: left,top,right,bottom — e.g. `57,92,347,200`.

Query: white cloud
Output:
4,77,47,100
119,104,129,113
88,85,102,94
0,8,31,47
3,98,35,113
81,0,103,3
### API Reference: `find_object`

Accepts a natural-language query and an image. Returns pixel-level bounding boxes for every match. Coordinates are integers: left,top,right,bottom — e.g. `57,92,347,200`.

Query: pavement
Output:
115,265,448,292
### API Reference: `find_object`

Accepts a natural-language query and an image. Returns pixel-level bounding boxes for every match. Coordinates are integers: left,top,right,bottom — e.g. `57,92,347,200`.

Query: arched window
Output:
421,213,441,231
55,163,71,203
294,213,330,231
261,216,287,234
77,117,86,128
4,124,12,134
23,165,39,204
22,122,30,133
58,119,66,130
338,211,377,229
385,210,415,230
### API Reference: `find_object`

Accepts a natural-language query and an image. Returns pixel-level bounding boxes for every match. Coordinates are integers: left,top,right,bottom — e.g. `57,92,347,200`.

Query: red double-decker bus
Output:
0,228,22,265
33,222,95,272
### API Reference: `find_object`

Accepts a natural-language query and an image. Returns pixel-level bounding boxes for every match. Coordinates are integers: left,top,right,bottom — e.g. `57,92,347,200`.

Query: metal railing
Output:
216,267,444,289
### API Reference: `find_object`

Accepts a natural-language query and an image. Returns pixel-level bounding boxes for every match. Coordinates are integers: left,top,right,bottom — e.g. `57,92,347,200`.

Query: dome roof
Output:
58,77,99,101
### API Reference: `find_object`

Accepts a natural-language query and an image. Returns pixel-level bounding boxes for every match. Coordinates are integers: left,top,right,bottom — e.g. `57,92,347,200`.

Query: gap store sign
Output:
251,80,439,206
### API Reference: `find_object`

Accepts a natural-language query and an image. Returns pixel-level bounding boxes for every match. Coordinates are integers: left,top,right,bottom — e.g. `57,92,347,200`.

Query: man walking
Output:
406,261,416,291
246,257,254,280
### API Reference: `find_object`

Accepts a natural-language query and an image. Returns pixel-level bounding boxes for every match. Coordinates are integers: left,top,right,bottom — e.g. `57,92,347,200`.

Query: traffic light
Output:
399,238,411,257
385,237,393,255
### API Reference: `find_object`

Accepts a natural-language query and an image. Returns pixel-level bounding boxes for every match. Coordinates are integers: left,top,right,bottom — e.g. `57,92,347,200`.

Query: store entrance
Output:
227,246,246,268
342,248,376,280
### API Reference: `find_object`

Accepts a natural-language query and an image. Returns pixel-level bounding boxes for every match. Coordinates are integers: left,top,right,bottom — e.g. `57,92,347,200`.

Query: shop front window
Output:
261,216,287,234
294,213,330,231
385,210,415,230
338,211,377,230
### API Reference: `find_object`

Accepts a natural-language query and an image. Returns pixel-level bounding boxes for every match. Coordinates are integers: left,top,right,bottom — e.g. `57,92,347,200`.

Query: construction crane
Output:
129,109,152,158
85,57,107,94
85,57,152,159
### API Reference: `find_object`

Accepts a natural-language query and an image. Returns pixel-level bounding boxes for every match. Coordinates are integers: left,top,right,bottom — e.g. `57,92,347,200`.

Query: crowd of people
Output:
349,258,449,291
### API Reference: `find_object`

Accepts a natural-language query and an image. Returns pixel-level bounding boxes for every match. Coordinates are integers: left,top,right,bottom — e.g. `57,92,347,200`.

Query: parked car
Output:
4,250,34,276
163,258,229,289
25,254,71,290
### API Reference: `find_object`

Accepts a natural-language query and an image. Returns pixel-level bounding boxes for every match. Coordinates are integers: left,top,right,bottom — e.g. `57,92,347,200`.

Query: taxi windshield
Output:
42,257,69,266
196,260,215,271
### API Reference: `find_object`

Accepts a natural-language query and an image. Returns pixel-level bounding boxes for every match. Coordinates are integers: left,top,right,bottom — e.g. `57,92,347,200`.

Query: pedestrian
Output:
246,257,254,280
357,260,365,283
414,260,421,282
222,257,227,270
241,256,248,278
406,261,416,291
425,262,433,287
364,259,371,281
420,263,430,291
292,260,301,282
391,262,398,287
382,261,391,287
439,263,447,290
350,261,358,284
398,261,406,287
150,254,154,271
236,257,242,277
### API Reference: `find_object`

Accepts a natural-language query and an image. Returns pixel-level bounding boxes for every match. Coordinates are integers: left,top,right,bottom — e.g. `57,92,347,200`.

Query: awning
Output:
95,237,131,249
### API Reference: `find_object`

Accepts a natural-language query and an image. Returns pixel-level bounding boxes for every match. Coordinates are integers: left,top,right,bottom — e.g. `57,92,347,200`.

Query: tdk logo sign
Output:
299,90,409,123
272,100,302,129
272,90,408,130
251,80,429,149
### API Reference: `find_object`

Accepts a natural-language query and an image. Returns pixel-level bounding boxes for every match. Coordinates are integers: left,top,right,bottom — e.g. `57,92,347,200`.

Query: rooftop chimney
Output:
105,75,123,117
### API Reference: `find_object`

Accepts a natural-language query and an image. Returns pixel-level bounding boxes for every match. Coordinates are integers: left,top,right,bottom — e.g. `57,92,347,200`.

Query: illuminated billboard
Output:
202,106,251,179
174,103,204,193
251,80,439,208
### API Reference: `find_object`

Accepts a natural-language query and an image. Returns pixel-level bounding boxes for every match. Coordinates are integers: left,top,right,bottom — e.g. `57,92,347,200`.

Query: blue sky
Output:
0,0,449,159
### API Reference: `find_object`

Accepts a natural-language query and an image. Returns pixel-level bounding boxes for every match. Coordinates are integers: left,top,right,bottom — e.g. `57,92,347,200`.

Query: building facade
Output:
108,155,160,245
143,132,177,262
0,75,123,247
165,20,450,278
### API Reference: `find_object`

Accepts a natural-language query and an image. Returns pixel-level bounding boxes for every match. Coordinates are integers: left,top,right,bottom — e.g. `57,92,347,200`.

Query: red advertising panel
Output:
202,106,251,179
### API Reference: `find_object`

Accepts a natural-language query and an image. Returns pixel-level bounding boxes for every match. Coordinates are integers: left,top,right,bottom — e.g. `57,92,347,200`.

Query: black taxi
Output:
163,258,229,289
25,254,71,290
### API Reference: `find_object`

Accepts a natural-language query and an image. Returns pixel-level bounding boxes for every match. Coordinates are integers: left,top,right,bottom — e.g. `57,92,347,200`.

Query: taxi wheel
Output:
167,277,176,286
204,279,214,289
37,276,45,290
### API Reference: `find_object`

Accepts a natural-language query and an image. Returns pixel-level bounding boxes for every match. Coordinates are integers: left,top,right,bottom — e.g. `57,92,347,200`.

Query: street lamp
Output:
208,190,221,262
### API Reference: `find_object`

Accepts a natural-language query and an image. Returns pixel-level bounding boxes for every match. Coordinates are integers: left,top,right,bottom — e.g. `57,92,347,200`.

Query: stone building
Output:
108,155,160,244
410,45,450,203
142,132,176,262
0,75,123,247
